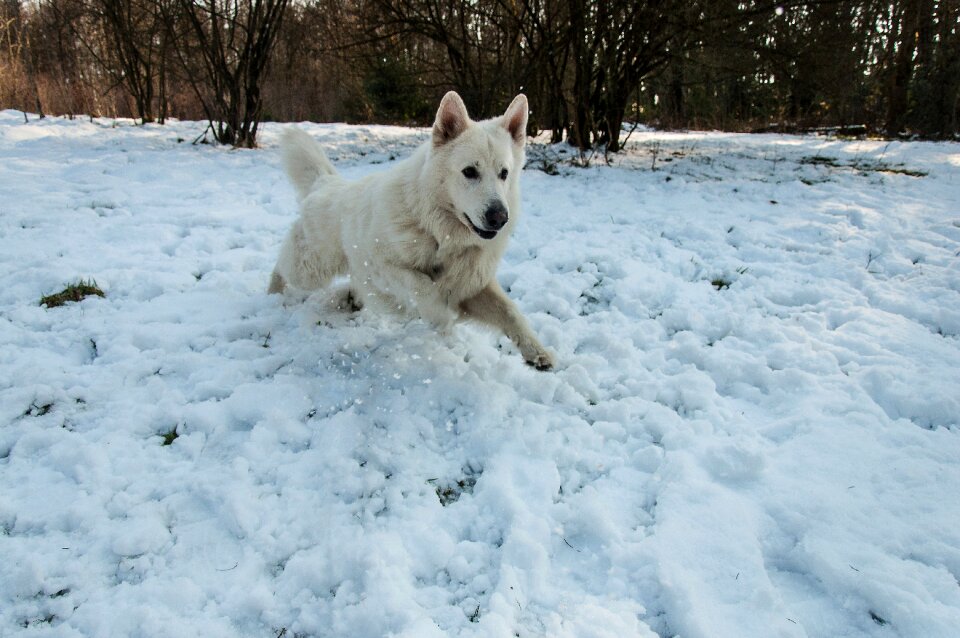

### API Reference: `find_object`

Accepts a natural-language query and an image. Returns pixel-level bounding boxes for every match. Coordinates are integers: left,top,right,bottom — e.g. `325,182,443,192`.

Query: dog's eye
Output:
499,168,509,180
462,166,479,179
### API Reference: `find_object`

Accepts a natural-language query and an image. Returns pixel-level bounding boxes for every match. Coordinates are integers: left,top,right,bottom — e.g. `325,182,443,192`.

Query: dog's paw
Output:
524,348,555,371
326,287,363,313
422,307,456,336
341,289,364,312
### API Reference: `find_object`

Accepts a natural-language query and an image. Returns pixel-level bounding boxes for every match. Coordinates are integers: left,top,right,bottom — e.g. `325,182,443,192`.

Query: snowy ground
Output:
1,111,959,638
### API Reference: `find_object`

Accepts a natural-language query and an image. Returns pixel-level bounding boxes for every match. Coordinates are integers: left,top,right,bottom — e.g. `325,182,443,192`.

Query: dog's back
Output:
280,128,338,202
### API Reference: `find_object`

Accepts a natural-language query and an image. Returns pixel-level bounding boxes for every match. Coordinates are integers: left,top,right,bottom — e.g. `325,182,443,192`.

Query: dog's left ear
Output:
503,94,528,145
433,91,470,147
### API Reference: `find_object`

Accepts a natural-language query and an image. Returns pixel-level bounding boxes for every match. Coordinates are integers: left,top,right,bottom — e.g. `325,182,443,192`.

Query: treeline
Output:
1,0,957,148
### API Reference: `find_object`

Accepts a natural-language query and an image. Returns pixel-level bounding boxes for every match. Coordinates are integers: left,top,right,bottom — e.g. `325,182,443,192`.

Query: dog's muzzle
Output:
465,202,508,240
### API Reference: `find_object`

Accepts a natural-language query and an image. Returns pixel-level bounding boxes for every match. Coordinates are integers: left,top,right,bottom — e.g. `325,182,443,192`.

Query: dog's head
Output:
430,91,527,241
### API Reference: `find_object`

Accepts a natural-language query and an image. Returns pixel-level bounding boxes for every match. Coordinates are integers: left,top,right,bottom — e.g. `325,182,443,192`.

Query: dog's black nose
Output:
484,202,508,230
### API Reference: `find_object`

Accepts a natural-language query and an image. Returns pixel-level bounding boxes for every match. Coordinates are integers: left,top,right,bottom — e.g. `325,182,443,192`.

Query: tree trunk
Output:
886,0,921,135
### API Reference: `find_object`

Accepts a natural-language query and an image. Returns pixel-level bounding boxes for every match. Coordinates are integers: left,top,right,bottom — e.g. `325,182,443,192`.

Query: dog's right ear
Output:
433,91,470,146
502,94,528,145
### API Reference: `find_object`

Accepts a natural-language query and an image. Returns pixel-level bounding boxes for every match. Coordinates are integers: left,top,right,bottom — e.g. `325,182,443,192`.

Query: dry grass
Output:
40,279,105,308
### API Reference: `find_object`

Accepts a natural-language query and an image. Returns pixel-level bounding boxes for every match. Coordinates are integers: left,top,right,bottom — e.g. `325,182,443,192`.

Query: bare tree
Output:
908,0,960,138
166,0,289,146
0,0,44,118
67,0,170,123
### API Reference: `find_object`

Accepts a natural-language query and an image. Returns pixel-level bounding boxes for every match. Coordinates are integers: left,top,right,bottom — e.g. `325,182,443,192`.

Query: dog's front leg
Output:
460,283,554,370
371,266,456,332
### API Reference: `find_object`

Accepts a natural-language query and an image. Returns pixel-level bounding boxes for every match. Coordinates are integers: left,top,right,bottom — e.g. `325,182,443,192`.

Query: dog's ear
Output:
433,91,470,146
503,94,528,145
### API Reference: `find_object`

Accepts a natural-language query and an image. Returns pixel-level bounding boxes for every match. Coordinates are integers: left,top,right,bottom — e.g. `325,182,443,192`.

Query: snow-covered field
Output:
1,110,959,638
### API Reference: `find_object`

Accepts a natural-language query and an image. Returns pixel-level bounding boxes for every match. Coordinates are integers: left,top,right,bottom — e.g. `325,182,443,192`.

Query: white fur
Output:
269,92,555,369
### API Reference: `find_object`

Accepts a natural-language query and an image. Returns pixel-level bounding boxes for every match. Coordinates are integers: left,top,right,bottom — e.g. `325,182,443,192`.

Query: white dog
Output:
269,91,554,370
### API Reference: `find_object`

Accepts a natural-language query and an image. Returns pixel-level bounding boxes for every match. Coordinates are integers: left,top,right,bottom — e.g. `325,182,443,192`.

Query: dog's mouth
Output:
464,215,498,240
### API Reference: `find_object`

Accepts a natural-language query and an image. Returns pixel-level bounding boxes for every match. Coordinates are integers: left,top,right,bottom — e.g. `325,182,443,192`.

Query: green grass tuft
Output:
40,279,105,308
160,426,179,446
869,611,888,626
874,166,927,177
800,155,841,167
799,155,927,177
24,402,54,417
711,278,732,290
432,476,477,506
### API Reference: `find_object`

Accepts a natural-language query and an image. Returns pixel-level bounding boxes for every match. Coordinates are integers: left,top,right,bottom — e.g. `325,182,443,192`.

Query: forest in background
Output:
1,0,958,148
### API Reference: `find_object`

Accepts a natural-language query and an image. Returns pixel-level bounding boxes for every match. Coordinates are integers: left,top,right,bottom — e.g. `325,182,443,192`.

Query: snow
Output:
1,109,959,637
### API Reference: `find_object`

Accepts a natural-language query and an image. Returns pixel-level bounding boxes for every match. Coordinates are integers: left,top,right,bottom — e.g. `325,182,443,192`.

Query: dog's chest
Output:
414,241,492,298
440,245,496,296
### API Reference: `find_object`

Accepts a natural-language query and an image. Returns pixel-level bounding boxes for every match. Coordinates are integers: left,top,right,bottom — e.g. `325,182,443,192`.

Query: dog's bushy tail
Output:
280,127,337,202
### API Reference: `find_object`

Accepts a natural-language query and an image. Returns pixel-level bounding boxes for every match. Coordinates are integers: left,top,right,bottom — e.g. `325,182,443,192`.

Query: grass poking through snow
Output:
159,426,179,446
40,279,105,308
